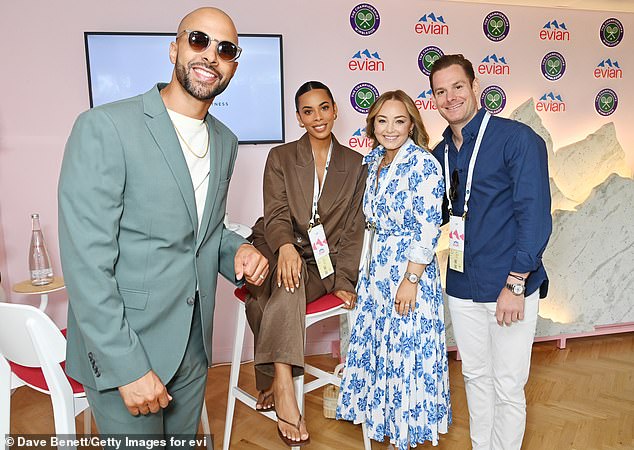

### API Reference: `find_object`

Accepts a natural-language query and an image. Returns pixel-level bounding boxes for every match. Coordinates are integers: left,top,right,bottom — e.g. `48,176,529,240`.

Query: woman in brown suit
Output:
246,81,366,446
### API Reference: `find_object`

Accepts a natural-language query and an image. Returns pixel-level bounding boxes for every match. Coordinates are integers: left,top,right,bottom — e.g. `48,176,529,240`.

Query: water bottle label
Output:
31,268,53,279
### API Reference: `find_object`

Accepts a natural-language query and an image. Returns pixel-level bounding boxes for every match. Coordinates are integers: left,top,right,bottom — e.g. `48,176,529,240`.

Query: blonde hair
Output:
365,90,430,150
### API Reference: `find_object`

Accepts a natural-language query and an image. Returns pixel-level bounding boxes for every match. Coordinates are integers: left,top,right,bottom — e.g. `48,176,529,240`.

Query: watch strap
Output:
404,272,420,283
505,282,525,295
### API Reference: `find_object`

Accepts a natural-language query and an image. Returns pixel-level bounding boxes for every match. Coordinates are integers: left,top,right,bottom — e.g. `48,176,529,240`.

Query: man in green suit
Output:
58,7,268,441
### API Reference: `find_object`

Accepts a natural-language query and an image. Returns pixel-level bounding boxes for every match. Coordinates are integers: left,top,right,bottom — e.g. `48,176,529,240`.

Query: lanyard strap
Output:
444,112,491,217
309,139,334,227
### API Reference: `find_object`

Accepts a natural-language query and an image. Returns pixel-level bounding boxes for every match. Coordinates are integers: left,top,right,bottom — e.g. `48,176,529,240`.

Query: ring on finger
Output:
259,274,265,280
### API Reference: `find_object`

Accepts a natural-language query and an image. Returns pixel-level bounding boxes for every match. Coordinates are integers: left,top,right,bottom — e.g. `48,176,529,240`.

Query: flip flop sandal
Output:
255,390,275,413
276,413,310,447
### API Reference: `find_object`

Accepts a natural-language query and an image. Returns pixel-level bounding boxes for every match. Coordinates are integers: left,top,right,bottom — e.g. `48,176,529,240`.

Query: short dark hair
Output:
428,54,475,91
294,81,335,112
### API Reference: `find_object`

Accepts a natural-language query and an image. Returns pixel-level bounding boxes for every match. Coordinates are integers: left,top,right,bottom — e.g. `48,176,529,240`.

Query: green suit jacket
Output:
58,84,246,391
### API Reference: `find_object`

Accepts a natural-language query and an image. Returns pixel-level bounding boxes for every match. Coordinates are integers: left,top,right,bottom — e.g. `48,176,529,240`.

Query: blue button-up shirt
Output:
432,108,552,302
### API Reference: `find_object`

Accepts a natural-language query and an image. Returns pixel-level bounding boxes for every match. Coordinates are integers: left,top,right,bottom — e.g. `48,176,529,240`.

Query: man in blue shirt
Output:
429,54,551,450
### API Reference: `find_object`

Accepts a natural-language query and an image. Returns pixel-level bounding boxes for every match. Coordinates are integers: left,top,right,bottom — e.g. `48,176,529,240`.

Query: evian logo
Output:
415,89,437,111
594,58,623,79
415,12,449,35
540,20,570,40
478,54,510,76
348,127,373,150
536,92,566,113
348,49,385,72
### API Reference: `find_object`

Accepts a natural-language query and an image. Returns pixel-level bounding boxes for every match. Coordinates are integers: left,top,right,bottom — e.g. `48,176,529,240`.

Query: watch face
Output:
513,284,524,295
408,273,418,283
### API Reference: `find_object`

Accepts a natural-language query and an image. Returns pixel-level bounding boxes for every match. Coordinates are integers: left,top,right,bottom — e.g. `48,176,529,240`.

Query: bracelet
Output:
508,273,525,281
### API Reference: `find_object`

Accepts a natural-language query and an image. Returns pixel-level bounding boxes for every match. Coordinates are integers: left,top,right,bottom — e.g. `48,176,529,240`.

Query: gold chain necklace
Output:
173,122,210,159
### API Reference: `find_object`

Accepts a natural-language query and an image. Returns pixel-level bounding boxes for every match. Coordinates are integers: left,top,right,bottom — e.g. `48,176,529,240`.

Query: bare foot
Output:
255,388,275,411
274,380,309,442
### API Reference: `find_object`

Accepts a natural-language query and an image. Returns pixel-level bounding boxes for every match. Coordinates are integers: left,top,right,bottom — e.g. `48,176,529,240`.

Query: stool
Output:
222,286,370,449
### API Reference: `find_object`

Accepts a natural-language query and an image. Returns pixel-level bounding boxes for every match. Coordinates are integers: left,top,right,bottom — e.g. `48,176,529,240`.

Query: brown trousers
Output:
245,236,332,391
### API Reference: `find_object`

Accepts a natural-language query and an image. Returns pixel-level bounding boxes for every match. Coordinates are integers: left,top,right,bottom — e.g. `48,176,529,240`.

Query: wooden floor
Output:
9,333,634,449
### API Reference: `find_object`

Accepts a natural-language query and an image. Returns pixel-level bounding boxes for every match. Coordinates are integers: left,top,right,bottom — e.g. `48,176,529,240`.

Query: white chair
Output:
223,286,370,450
0,302,91,444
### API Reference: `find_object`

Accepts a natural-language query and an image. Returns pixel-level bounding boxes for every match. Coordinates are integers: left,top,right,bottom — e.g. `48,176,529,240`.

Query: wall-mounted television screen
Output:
85,32,284,144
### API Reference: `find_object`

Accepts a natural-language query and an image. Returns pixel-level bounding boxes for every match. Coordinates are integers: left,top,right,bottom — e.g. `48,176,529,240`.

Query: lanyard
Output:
444,112,490,217
309,139,333,227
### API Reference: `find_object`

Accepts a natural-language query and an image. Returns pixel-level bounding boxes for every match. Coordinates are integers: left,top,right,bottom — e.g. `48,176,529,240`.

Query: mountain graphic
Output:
419,13,445,23
481,54,508,64
352,128,366,136
417,89,434,99
544,20,568,29
598,59,620,68
540,92,563,102
352,49,381,60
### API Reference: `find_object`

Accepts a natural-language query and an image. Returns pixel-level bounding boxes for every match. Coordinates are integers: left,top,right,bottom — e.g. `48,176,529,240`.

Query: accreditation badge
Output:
308,224,334,279
448,215,465,273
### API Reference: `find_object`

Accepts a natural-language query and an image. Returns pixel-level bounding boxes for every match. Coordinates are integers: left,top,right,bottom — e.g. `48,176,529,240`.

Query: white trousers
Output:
448,291,539,450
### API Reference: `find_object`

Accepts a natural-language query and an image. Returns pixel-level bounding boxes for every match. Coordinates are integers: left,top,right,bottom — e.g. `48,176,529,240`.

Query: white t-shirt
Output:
167,109,211,232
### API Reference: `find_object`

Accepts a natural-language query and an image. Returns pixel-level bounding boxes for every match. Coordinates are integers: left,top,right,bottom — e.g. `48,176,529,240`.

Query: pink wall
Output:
0,0,347,363
5,1,631,364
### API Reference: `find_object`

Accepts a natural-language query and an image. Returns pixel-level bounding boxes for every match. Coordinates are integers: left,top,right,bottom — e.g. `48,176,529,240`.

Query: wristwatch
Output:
404,272,420,284
505,282,526,296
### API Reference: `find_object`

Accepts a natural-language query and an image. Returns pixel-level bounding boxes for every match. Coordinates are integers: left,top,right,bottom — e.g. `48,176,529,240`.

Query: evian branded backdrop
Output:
0,0,631,363
331,1,633,348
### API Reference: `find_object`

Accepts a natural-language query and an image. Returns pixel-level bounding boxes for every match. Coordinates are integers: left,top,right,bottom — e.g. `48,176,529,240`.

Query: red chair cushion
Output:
8,328,85,394
234,286,344,315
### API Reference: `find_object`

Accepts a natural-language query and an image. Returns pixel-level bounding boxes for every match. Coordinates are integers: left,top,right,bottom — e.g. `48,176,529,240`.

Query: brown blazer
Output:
251,133,367,293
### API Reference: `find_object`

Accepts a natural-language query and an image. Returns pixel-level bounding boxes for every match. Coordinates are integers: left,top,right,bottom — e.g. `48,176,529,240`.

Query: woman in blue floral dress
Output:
337,90,451,449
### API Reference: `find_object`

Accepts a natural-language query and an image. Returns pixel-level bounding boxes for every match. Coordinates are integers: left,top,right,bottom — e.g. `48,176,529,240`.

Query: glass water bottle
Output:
29,213,53,286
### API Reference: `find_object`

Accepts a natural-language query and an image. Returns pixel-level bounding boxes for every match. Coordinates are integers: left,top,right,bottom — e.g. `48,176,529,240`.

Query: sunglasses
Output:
177,29,242,62
449,169,459,201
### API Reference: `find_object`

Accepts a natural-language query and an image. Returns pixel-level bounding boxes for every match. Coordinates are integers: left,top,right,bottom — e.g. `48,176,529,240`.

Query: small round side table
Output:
12,276,66,311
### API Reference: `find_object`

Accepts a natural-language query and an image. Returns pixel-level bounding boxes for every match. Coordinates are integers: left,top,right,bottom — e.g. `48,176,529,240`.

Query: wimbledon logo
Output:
480,86,506,115
595,88,618,116
350,83,380,114
418,46,444,76
483,11,510,42
541,52,566,81
350,4,381,36
600,18,624,47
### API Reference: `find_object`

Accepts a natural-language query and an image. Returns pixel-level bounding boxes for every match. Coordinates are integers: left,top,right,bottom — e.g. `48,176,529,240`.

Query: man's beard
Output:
175,60,231,101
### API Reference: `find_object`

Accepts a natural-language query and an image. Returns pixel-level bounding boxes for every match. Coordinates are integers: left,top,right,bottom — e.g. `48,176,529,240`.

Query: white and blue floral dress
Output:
336,139,451,449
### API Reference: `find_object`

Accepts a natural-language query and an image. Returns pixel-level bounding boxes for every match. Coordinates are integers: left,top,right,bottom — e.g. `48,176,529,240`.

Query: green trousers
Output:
85,300,208,450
